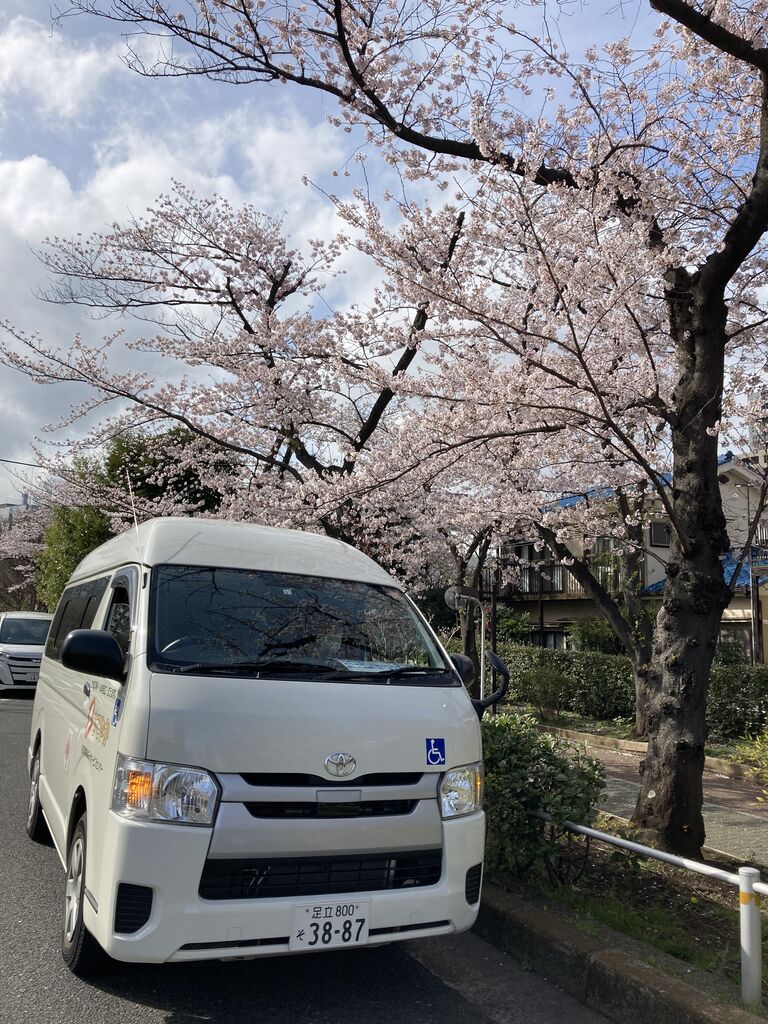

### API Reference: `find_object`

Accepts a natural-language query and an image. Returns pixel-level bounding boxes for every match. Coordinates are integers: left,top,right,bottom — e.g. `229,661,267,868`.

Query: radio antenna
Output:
125,468,145,565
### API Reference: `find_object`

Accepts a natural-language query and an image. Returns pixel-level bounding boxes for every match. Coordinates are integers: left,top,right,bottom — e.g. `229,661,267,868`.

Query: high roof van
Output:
26,518,505,973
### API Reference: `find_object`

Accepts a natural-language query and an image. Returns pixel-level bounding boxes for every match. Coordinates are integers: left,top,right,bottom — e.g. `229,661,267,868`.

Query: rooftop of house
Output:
643,548,768,594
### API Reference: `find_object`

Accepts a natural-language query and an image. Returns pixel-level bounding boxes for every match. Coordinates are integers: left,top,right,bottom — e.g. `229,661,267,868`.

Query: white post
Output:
739,867,762,1008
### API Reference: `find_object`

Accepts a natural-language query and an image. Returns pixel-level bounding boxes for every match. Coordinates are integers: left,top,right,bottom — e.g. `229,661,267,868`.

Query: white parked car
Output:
0,611,53,692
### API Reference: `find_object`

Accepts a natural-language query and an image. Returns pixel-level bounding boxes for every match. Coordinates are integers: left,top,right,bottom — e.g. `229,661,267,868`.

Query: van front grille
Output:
7,655,41,684
199,850,442,901
245,800,417,819
240,772,423,788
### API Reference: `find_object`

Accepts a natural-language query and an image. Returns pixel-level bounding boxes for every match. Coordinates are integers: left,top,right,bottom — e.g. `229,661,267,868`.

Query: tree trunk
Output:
460,601,481,698
630,647,653,740
632,574,727,855
631,270,731,856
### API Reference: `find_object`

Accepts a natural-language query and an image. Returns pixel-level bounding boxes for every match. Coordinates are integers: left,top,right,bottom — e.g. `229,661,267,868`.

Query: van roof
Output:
71,518,400,589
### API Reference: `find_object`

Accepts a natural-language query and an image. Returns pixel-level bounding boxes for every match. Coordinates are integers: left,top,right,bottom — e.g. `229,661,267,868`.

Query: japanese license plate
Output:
289,899,370,951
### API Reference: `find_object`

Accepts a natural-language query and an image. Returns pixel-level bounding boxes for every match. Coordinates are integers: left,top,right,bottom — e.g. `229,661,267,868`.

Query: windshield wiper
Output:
155,659,451,681
365,666,450,679
167,658,353,677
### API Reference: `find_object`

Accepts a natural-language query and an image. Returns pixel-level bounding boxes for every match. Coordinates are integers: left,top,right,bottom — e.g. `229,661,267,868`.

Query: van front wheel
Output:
26,748,49,842
62,815,106,975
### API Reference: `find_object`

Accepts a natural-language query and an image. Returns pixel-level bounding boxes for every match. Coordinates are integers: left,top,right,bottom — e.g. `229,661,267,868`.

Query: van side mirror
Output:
472,650,510,720
61,629,125,682
450,653,475,688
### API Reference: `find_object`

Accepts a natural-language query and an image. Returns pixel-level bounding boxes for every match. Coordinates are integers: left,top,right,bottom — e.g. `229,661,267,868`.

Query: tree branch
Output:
650,0,768,71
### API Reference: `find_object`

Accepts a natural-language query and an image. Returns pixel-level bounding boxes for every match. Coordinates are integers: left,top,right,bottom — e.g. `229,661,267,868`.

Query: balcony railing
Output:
482,556,631,601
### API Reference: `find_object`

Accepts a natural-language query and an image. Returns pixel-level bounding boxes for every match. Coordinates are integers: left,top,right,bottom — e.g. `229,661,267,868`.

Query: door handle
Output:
83,682,91,697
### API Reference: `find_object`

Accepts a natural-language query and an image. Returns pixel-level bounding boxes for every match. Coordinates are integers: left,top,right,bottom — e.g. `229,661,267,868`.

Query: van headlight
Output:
111,754,219,826
439,763,483,819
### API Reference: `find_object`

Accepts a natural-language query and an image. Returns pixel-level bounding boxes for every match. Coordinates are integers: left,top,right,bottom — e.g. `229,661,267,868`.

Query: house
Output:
484,454,768,661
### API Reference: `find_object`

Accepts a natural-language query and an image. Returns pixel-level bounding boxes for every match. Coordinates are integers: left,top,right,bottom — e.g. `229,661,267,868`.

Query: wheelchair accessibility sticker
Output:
426,738,446,766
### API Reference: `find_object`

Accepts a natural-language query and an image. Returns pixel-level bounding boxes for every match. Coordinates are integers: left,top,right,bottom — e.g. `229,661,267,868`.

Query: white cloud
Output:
0,17,123,122
0,155,75,235
0,93,385,473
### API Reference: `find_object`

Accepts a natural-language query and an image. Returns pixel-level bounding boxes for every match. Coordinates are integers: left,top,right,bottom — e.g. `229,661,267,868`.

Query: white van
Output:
0,611,53,691
26,519,506,973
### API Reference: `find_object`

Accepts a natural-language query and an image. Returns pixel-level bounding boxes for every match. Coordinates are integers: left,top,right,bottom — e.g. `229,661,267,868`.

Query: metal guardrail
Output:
560,818,766,1008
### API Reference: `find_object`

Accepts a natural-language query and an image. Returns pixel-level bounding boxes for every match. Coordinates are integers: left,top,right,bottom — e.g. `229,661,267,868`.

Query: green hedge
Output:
707,665,768,738
494,642,768,739
496,642,634,720
482,713,605,878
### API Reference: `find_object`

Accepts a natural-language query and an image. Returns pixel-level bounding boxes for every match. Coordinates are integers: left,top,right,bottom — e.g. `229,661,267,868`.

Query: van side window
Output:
46,577,110,662
105,586,132,657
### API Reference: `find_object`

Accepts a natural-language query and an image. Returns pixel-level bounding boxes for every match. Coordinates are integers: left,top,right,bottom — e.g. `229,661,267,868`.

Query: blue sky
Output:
0,1,660,504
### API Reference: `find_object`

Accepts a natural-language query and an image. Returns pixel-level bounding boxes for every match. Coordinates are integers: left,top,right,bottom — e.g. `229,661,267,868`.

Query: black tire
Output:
62,814,107,975
25,747,49,843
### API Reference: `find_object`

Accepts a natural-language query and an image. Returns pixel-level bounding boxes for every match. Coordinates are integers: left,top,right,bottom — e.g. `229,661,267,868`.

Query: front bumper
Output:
0,657,40,690
87,810,485,963
0,661,14,688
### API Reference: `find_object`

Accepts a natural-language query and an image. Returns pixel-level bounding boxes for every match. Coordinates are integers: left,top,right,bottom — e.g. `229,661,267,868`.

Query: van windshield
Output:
0,617,51,645
149,565,454,684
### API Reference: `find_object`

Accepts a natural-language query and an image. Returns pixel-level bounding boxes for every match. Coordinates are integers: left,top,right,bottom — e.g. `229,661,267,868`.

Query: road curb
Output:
475,883,763,1024
535,724,747,779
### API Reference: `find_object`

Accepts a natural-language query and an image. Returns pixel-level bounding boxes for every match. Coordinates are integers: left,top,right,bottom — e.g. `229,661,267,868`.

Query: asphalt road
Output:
0,697,606,1024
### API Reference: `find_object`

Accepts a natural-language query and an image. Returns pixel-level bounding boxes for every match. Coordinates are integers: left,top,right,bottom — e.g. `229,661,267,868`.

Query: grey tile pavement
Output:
592,746,768,864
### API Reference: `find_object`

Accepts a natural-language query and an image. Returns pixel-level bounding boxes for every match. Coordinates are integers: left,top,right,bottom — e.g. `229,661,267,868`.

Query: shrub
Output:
707,664,768,739
566,618,625,655
734,733,768,790
482,713,605,880
495,608,532,644
713,635,750,666
524,667,570,720
498,642,635,720
568,651,635,719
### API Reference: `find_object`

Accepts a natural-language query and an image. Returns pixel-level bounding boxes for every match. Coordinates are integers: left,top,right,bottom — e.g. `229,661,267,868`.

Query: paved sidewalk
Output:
588,743,768,865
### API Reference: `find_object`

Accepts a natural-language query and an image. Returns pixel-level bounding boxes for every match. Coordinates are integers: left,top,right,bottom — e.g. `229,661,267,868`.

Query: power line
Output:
0,456,44,469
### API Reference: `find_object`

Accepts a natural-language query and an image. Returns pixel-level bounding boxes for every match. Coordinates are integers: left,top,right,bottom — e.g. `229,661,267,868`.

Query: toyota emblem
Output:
324,752,356,777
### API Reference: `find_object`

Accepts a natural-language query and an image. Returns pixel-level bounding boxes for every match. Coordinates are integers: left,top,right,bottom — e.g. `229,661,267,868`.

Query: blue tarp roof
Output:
643,547,768,594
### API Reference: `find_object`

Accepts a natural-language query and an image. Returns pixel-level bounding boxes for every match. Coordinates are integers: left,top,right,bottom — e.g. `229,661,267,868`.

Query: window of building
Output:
650,522,671,548
530,630,567,650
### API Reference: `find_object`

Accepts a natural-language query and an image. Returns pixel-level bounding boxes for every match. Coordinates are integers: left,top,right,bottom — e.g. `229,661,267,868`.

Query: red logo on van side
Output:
84,697,96,738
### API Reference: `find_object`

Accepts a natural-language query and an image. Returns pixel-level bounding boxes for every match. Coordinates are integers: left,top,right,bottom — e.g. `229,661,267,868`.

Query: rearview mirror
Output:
61,629,125,682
